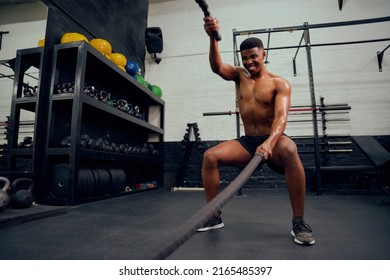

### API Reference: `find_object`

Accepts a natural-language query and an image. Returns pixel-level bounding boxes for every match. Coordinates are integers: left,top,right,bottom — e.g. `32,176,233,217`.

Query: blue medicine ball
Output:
125,61,139,76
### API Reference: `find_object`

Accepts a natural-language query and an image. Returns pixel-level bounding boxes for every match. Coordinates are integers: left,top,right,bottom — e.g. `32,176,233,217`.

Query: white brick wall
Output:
1,0,389,143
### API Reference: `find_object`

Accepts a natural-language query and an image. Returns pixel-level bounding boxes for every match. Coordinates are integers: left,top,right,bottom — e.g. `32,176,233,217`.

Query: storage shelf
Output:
51,93,163,135
15,96,37,104
56,41,164,106
82,95,163,134
6,42,165,205
47,147,162,163
6,148,33,156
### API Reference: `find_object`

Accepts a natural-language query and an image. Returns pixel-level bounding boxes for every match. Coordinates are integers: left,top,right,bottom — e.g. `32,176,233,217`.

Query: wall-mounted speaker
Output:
145,27,163,54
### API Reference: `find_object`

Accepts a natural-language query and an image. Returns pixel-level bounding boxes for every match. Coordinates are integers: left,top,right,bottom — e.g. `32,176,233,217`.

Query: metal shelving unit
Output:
5,42,165,205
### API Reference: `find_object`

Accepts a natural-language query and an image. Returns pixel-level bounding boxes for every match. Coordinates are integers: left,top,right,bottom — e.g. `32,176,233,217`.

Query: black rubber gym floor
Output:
0,188,389,260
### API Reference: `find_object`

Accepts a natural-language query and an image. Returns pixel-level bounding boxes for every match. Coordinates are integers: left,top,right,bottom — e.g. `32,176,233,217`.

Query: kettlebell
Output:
0,176,11,211
11,178,34,208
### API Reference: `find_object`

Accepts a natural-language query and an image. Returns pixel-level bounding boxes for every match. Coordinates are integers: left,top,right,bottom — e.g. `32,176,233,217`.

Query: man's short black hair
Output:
239,37,264,51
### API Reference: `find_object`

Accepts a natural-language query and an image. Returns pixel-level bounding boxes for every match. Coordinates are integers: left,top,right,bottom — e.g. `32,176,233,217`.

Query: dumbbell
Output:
56,82,74,94
117,144,126,153
95,138,104,150
80,134,90,148
23,84,34,97
87,138,96,149
60,136,71,147
18,136,33,148
83,85,98,97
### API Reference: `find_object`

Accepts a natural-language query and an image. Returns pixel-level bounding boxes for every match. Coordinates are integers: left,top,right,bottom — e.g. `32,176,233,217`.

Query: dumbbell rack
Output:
174,123,205,188
5,42,165,205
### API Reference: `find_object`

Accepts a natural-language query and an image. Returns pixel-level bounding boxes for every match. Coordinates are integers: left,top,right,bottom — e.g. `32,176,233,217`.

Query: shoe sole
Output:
290,230,316,245
197,223,225,232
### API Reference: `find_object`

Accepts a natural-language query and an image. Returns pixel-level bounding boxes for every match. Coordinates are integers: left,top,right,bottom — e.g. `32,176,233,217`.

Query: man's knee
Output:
203,149,219,167
283,142,298,157
275,139,300,164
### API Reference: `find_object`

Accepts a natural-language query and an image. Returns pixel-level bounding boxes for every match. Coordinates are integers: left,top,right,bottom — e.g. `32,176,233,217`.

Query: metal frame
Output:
0,60,39,82
0,31,9,51
232,16,390,194
378,43,390,72
338,0,343,11
233,16,390,74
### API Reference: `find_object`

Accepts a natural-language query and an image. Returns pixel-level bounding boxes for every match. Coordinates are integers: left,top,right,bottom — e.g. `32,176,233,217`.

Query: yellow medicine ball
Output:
90,38,112,56
38,37,45,47
60,32,89,44
109,53,127,67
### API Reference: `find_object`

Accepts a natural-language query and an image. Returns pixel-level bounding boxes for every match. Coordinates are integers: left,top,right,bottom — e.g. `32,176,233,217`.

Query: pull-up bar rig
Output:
233,16,390,75
230,16,390,194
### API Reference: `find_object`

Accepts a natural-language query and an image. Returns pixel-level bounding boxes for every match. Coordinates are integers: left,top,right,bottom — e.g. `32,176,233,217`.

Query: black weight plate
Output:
78,168,94,198
77,169,86,198
90,168,102,196
50,163,72,200
108,168,126,194
86,168,95,197
96,168,110,195
108,168,120,194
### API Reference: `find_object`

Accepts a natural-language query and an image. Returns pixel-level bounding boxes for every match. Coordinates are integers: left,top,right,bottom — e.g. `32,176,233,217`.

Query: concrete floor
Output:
0,188,389,260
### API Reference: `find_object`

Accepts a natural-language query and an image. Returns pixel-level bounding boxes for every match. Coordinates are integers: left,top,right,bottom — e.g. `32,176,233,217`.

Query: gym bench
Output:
305,165,377,194
352,136,390,203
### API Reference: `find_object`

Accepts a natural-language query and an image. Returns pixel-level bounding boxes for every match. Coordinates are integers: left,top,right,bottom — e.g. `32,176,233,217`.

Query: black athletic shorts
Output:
235,135,285,174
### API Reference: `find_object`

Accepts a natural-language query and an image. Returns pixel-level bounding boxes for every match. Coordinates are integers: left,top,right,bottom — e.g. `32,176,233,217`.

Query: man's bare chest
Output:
237,79,276,106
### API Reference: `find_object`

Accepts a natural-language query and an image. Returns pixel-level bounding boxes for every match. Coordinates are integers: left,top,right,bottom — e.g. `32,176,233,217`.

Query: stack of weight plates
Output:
51,164,127,200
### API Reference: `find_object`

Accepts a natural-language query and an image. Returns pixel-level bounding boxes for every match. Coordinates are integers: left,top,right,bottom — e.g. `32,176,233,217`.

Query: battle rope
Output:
152,153,264,259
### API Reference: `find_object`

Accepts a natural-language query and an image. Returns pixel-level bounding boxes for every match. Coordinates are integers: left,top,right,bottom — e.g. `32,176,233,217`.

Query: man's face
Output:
241,47,266,75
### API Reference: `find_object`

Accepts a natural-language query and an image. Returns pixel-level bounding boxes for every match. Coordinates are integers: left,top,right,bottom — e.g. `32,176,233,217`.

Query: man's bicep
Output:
217,64,240,81
275,80,291,114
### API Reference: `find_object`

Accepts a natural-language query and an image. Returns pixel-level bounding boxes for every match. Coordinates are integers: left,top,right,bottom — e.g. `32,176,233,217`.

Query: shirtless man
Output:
197,17,315,246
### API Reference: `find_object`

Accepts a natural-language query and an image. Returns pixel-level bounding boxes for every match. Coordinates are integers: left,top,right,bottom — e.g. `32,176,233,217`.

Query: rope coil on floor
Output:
151,153,264,260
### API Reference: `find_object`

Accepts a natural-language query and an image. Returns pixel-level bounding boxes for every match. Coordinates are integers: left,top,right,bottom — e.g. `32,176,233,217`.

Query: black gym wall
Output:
163,136,390,192
41,0,149,72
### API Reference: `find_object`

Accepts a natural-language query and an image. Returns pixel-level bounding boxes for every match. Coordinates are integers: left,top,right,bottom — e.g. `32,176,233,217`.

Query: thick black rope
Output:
195,0,222,41
152,153,264,260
